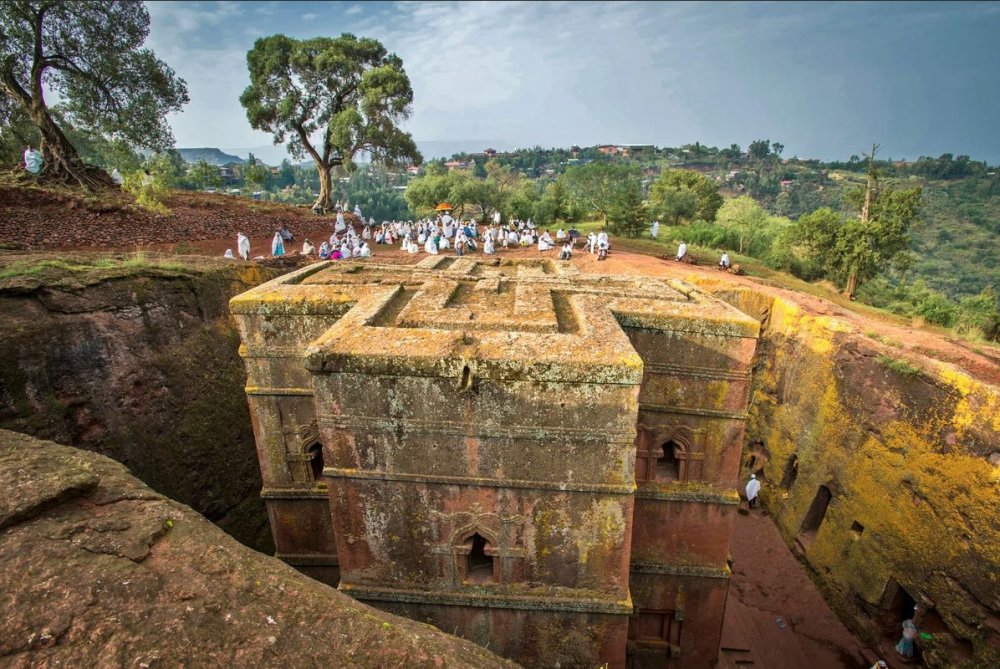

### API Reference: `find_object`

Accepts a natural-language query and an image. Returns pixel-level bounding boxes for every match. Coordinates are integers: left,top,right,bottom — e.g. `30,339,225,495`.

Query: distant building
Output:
483,148,497,158
406,165,421,175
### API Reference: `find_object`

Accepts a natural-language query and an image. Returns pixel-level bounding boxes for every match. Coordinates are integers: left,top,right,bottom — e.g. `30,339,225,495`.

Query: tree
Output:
243,155,270,192
608,176,647,237
716,195,772,254
748,139,772,162
0,1,188,187
796,147,922,298
240,33,421,211
560,162,642,227
649,168,723,225
189,159,222,190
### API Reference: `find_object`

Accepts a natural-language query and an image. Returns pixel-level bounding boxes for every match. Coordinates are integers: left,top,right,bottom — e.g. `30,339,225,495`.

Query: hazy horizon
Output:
147,1,1000,164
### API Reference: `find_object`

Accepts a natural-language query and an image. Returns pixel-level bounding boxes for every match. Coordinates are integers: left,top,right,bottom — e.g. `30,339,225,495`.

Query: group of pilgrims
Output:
228,204,615,262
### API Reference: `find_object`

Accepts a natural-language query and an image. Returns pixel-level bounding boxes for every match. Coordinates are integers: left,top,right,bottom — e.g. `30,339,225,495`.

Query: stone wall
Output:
709,285,1000,668
0,258,278,552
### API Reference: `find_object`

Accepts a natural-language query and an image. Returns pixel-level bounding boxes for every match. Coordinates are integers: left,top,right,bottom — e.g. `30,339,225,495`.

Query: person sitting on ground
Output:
558,241,573,261
301,238,315,255
359,241,372,258
676,240,687,262
318,242,331,259
424,234,439,255
720,251,730,269
538,230,555,252
597,237,609,261
279,224,294,244
223,248,236,260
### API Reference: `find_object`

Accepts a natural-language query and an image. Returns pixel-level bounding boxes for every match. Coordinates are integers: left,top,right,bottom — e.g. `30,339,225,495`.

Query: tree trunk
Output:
845,269,858,299
30,104,112,190
315,164,333,211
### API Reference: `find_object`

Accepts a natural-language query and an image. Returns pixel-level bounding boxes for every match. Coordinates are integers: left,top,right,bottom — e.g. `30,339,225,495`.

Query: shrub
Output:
122,170,170,214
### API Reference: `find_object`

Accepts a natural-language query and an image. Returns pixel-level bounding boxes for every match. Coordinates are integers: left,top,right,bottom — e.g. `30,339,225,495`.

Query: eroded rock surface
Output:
0,429,519,669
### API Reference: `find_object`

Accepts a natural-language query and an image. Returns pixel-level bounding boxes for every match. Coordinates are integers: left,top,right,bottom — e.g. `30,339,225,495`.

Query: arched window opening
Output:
781,455,799,488
657,441,681,482
460,365,472,390
307,443,324,481
465,533,494,583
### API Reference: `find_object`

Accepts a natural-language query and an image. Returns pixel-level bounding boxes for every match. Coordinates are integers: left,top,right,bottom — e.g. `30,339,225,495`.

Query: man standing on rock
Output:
745,474,761,509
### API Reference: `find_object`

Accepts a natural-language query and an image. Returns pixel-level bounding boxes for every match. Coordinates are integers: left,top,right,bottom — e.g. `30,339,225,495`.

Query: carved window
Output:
465,533,494,583
657,441,683,482
307,442,324,481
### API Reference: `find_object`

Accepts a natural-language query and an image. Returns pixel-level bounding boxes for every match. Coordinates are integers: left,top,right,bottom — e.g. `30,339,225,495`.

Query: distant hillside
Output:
176,148,246,165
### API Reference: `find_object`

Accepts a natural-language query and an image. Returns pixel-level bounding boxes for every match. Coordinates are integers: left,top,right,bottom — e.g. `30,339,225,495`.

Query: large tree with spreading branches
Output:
240,33,421,212
0,0,188,187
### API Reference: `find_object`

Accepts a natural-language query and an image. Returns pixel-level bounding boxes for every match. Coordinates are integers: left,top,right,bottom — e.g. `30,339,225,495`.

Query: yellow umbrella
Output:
434,202,453,211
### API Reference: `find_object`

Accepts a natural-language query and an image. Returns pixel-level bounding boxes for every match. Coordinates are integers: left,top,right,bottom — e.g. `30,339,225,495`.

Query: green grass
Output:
0,251,190,281
875,354,923,377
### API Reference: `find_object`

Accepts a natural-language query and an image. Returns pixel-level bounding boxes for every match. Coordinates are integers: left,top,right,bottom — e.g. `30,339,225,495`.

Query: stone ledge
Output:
639,403,750,421
630,560,731,579
324,468,637,495
261,486,328,500
635,485,741,505
276,552,339,567
341,583,635,615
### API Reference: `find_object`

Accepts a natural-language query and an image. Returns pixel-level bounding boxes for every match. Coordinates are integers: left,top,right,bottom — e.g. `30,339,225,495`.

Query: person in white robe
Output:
354,204,363,220
745,474,761,509
271,232,285,257
301,239,315,255
335,212,346,233
651,220,660,239
484,235,496,255
720,252,731,269
407,239,419,254
223,248,235,260
359,242,372,258
237,233,251,260
587,232,597,254
538,231,555,252
425,236,439,254
23,147,43,175
352,244,362,258
676,241,687,261
362,226,371,240
597,230,609,250
493,210,501,225
556,228,566,242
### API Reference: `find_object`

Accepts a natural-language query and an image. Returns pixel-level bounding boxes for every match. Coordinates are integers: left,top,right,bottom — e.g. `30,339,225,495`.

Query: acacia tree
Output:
0,1,188,187
240,34,421,211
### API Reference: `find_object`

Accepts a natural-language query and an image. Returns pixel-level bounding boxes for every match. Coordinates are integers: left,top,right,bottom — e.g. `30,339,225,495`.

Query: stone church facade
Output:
231,257,758,668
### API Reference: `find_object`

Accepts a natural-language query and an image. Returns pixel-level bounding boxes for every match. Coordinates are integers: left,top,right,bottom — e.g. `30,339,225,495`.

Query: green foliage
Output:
122,170,169,214
649,168,723,225
242,156,270,192
188,160,222,190
142,150,188,189
240,33,421,207
0,0,188,177
560,162,643,228
340,171,409,221
607,176,647,237
715,195,789,256
955,288,1000,340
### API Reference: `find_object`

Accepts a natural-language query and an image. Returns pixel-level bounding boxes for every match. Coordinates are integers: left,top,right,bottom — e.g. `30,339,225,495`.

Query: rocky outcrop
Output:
0,256,279,552
711,286,1000,668
0,429,518,669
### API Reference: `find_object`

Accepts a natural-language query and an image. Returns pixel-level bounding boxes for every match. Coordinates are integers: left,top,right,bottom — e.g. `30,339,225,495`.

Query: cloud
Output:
302,12,319,21
345,4,364,15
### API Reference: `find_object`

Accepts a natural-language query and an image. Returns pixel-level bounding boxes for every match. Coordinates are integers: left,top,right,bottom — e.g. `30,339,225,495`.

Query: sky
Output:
144,0,1000,163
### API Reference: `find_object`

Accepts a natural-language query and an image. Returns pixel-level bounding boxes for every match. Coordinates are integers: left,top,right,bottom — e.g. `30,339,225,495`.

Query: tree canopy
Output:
560,162,644,233
649,168,723,225
240,33,421,211
795,154,922,298
0,0,188,187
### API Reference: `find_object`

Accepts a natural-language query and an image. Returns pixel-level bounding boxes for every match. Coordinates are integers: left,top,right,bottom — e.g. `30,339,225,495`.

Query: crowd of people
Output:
225,204,617,263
